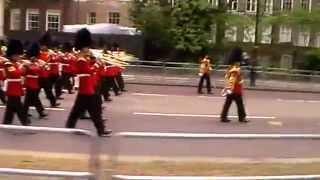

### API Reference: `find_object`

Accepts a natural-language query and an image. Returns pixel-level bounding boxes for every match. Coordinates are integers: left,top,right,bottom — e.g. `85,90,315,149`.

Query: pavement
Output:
122,72,320,93
0,84,320,162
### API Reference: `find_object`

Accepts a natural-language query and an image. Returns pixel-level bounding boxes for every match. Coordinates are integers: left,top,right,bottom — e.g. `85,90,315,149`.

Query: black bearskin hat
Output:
39,31,52,47
26,42,40,58
62,42,73,53
227,47,244,65
74,28,92,50
6,39,24,58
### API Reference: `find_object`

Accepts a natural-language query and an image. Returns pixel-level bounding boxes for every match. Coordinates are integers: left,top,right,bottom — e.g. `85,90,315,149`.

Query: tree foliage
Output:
129,0,222,58
263,8,320,31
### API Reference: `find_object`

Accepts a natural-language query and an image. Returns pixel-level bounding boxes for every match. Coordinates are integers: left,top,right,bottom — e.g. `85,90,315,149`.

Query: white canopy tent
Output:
63,23,140,36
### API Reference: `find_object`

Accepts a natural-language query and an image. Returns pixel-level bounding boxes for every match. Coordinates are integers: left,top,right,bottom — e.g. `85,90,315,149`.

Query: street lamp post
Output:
254,0,261,46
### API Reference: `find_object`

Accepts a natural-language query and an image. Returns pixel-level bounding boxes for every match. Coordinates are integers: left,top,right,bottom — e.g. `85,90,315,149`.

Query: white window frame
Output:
10,9,21,31
281,0,294,11
279,25,292,43
315,33,320,48
246,0,257,12
46,10,61,32
227,0,238,11
208,0,218,7
243,25,255,42
261,25,272,44
264,0,273,14
87,12,96,25
301,0,312,11
108,12,120,24
26,9,40,31
297,29,310,47
225,26,237,42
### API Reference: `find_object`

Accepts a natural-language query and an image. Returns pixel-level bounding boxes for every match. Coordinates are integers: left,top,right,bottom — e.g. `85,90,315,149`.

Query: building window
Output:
109,12,120,24
243,25,255,42
297,29,310,47
264,0,273,14
10,9,21,31
315,33,320,48
261,26,272,44
46,10,61,32
225,26,237,42
246,0,257,12
301,0,311,11
26,9,40,31
87,12,96,25
281,0,293,11
208,0,218,7
279,25,292,43
228,0,238,11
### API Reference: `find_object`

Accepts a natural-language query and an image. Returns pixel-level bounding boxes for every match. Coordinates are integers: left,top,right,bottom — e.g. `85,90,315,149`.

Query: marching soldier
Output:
0,56,7,104
38,32,60,107
2,39,30,126
23,43,48,119
198,55,212,94
65,28,112,137
48,42,63,99
220,47,248,123
60,42,76,94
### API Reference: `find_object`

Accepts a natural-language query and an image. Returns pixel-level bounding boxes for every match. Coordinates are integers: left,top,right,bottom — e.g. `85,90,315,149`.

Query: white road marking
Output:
134,112,276,120
268,121,283,126
117,132,320,139
277,98,320,103
132,93,224,99
122,75,136,78
0,106,65,111
164,77,190,80
132,93,169,97
113,175,320,180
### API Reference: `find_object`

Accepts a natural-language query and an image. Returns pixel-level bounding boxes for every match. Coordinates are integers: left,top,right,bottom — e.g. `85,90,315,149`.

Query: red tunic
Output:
76,57,95,95
48,54,60,75
38,51,50,78
0,61,5,81
5,63,24,96
61,53,76,74
24,62,41,90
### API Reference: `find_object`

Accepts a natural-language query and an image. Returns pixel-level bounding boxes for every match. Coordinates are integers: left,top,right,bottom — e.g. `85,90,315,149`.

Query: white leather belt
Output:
26,75,39,78
48,63,59,65
78,74,90,78
7,78,22,82
61,64,69,66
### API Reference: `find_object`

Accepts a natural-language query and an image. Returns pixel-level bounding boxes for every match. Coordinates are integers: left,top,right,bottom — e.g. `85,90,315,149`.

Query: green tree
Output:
129,0,173,51
170,0,217,54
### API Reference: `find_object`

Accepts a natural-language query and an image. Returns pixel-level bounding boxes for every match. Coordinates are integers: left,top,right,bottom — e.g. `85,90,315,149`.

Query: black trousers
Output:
39,77,57,106
60,72,73,93
102,77,119,100
49,74,62,98
0,88,6,104
198,73,211,93
221,93,246,121
24,88,45,116
115,74,125,91
3,96,30,125
66,95,105,135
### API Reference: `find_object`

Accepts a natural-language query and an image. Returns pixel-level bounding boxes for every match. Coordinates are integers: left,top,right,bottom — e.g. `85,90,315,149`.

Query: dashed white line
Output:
268,121,283,126
277,98,320,103
132,93,169,97
132,93,224,99
134,112,276,120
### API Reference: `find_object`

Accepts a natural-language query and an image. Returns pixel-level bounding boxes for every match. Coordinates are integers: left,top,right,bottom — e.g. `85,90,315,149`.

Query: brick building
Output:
4,0,132,36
